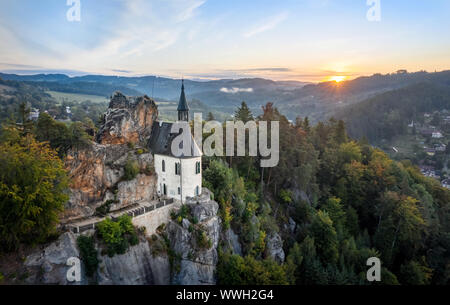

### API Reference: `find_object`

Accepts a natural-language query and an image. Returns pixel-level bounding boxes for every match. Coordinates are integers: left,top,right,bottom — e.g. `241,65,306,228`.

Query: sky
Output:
0,0,449,82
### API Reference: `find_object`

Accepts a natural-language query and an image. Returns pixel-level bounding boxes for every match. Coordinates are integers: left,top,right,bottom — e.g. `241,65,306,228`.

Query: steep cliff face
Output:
21,190,220,285
63,92,158,221
23,232,88,285
97,242,170,285
167,189,221,285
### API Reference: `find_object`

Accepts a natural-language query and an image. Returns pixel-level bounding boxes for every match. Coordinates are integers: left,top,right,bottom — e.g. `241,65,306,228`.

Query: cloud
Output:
111,69,133,74
236,67,292,73
175,0,206,22
0,63,42,69
0,0,207,75
220,87,254,94
243,12,288,38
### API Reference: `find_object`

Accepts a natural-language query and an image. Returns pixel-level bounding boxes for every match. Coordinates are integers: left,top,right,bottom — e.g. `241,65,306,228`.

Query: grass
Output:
46,91,109,104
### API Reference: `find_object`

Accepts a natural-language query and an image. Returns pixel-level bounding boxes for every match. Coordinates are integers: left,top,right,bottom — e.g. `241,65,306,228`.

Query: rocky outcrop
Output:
23,232,170,285
265,232,285,264
98,241,170,285
97,92,158,145
63,92,158,221
24,232,88,285
222,228,242,256
167,189,221,285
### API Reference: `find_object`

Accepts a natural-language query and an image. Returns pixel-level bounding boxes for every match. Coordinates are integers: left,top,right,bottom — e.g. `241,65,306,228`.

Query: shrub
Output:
156,223,166,234
95,200,115,216
143,164,154,175
279,189,293,204
196,230,212,249
179,205,190,219
123,159,139,181
76,235,99,277
96,215,137,257
129,233,139,246
136,148,144,155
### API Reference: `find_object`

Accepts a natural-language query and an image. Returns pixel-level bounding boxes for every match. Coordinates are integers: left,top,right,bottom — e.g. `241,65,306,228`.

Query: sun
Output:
329,75,346,83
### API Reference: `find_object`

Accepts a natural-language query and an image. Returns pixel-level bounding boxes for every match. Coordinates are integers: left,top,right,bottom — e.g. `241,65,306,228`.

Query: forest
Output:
0,99,449,285
207,102,450,285
338,82,450,143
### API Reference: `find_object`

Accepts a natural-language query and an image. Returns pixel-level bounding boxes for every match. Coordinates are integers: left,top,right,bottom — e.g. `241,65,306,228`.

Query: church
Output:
149,80,202,203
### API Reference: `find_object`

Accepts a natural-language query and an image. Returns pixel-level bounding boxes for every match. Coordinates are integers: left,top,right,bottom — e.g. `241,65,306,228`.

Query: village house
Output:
435,143,447,152
29,108,40,121
432,131,444,139
442,179,450,189
420,165,439,179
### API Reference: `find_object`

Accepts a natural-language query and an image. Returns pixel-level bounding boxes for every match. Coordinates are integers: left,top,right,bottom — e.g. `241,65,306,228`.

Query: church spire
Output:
177,78,189,121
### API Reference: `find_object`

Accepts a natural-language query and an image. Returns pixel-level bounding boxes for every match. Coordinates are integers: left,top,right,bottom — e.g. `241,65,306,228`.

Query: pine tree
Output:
207,112,215,121
235,101,253,123
303,117,310,132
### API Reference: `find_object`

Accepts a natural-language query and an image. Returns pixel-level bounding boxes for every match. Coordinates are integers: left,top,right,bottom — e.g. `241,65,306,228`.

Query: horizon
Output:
0,0,449,82
1,68,449,85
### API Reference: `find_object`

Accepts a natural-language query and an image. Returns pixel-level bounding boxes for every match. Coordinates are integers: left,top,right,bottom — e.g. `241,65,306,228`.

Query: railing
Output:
69,197,175,234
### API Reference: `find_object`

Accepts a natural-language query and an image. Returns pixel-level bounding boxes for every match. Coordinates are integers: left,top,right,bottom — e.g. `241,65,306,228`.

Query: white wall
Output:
154,154,202,202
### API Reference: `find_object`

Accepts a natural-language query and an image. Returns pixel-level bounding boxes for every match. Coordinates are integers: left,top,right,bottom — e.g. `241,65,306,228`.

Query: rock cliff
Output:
167,189,221,285
63,92,158,221
22,189,220,285
19,93,224,285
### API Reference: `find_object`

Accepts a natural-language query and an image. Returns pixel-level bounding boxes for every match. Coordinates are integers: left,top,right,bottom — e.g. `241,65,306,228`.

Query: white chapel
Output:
149,80,202,203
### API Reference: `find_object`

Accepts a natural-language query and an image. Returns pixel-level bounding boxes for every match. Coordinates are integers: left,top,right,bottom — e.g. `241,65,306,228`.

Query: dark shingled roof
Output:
177,80,189,111
149,121,201,158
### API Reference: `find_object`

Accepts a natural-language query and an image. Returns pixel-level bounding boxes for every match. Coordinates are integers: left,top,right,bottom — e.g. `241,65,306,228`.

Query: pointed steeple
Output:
177,79,189,121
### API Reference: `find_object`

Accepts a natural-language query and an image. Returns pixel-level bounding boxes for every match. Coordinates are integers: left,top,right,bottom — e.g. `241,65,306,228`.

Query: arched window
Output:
175,163,181,175
195,161,201,174
195,186,200,196
162,160,165,172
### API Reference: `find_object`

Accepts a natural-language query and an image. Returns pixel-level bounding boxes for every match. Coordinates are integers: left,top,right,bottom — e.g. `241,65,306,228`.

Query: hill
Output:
337,82,450,143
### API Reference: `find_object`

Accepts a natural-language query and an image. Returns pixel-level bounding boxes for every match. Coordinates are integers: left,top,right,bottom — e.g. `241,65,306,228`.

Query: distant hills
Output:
1,70,450,121
337,82,450,143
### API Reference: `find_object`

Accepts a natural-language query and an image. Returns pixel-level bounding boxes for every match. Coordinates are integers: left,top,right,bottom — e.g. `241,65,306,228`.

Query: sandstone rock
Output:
223,228,242,256
166,193,221,285
186,189,219,223
97,92,158,145
289,217,297,234
182,218,191,230
63,93,158,220
24,232,88,285
114,174,156,210
265,232,285,264
98,241,170,285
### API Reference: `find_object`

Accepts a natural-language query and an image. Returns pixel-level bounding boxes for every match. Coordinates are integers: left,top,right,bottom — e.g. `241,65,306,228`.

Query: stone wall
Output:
132,200,181,235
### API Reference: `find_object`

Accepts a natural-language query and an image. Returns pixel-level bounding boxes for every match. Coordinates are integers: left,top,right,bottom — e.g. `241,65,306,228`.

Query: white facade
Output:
154,154,202,202
432,131,443,138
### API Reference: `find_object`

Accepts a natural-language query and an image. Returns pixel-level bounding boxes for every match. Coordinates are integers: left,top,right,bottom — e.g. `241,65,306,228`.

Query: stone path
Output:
66,198,176,234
